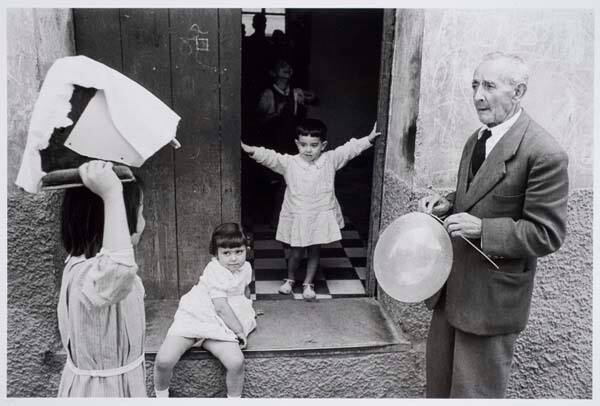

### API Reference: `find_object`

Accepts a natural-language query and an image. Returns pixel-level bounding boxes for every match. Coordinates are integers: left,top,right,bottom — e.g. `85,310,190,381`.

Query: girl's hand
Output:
367,122,382,143
79,160,122,200
236,332,248,349
241,142,256,156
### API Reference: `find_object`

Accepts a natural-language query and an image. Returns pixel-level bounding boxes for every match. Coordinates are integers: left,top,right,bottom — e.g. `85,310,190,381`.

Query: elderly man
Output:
418,52,569,398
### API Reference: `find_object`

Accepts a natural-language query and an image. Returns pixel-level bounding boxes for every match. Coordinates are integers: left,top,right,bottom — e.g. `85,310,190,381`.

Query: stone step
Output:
144,297,417,398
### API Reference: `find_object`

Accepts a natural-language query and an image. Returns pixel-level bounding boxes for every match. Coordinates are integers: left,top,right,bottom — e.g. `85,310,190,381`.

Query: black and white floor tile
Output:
248,220,368,300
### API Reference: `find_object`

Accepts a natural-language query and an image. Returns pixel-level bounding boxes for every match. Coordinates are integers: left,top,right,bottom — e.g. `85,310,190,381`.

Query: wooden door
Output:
73,8,241,299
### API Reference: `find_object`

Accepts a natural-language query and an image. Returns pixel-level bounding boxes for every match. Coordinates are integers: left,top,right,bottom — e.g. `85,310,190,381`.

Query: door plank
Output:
170,9,221,294
218,9,242,225
73,9,123,71
120,8,178,299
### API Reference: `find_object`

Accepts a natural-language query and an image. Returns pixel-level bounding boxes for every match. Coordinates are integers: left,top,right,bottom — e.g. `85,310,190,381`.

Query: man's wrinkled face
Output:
472,60,520,127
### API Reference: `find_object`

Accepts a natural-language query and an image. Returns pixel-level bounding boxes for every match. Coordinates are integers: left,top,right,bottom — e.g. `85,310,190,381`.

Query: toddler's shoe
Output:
302,283,316,301
278,279,295,295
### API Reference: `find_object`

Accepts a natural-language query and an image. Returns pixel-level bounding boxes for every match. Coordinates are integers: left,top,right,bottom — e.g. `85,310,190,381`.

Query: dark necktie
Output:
471,129,492,176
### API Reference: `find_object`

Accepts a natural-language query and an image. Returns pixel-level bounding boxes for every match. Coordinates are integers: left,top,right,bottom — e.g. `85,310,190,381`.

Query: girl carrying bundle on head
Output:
57,160,146,397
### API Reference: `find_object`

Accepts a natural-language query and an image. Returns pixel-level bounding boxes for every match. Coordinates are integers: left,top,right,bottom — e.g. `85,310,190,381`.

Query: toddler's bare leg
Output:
154,335,196,392
287,246,304,280
304,244,321,284
203,339,246,397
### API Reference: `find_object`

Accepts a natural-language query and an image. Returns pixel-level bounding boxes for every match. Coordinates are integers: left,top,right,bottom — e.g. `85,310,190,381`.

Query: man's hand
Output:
418,193,451,217
241,142,256,156
443,212,482,239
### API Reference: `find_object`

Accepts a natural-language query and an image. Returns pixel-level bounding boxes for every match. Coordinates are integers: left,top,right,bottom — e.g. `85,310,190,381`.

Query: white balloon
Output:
373,212,452,303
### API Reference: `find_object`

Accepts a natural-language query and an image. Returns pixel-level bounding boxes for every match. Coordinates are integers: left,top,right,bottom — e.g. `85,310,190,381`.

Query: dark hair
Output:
61,177,144,258
296,118,327,142
209,223,248,256
268,59,292,79
252,12,266,27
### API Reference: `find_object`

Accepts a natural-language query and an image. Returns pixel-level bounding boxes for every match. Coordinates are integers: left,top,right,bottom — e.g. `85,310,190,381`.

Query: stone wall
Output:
6,8,74,397
379,9,593,398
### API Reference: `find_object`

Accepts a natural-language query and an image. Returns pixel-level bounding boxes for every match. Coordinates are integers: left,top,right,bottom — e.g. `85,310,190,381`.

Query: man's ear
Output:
514,83,527,101
322,141,328,150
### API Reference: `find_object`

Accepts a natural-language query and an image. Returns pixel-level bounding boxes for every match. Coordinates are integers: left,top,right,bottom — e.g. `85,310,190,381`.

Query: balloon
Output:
373,212,452,303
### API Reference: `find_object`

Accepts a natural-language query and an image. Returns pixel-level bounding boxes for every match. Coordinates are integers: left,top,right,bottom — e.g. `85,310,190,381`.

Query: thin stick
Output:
429,214,500,270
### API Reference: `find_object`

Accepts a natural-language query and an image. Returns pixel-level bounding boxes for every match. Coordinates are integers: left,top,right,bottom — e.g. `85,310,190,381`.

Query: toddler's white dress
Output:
251,136,372,247
166,259,256,344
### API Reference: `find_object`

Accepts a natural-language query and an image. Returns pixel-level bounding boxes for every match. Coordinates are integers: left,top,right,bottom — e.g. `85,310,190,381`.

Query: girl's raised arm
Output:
367,122,381,144
79,160,131,251
241,141,256,156
77,160,139,308
330,122,381,170
243,143,288,176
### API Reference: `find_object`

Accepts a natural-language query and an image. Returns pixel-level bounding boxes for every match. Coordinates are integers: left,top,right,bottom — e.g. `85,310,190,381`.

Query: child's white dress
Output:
166,259,256,344
251,136,372,247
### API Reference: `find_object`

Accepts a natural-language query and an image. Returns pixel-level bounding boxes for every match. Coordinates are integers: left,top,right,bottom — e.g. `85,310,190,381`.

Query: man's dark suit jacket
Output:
426,110,569,336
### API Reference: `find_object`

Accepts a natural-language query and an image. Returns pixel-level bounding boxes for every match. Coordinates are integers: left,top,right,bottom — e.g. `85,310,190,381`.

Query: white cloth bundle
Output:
16,55,181,193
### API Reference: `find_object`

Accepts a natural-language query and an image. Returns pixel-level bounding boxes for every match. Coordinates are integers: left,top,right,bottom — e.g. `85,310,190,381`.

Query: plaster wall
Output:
387,9,593,189
7,8,74,397
379,9,593,398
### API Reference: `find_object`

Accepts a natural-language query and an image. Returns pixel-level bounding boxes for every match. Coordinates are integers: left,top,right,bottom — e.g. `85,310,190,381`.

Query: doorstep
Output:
145,297,407,359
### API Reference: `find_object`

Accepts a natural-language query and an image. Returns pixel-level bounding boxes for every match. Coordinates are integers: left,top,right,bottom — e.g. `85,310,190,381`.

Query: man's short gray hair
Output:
481,52,529,86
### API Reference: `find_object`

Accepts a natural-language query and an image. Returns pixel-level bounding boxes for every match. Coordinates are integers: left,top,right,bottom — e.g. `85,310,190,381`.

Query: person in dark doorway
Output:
247,12,267,46
252,58,315,226
243,12,271,110
241,119,380,300
242,13,277,228
257,58,314,153
271,29,291,62
418,52,569,398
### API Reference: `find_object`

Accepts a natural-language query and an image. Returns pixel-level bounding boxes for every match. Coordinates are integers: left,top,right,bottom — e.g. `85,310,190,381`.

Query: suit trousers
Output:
426,305,519,398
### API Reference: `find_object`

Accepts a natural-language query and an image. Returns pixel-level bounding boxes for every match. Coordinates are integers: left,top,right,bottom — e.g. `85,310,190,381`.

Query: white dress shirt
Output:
478,108,522,157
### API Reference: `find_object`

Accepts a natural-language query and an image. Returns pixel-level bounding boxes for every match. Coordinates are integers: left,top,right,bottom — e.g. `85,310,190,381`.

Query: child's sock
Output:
227,394,241,398
155,388,170,397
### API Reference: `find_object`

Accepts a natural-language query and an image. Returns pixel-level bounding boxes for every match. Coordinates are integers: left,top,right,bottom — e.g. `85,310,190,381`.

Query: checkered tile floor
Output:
248,220,368,300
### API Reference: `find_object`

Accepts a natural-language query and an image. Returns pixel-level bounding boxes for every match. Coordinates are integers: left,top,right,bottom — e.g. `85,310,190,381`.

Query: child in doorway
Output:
153,223,256,398
241,118,380,300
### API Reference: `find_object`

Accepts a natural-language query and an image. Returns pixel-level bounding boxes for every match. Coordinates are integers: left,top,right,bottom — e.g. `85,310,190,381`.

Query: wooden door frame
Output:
365,9,425,297
365,9,396,297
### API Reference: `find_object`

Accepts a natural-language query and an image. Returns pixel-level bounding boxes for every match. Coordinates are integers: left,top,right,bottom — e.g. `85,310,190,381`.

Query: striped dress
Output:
56,248,147,397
